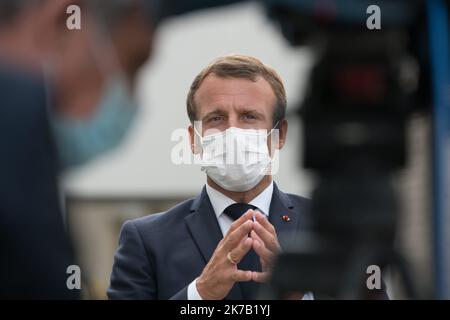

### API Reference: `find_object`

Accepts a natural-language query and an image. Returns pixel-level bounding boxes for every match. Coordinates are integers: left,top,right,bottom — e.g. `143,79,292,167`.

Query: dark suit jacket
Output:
0,65,77,299
108,183,311,300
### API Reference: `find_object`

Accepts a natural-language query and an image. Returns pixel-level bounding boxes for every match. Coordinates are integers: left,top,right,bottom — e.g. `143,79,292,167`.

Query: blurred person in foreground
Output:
0,0,154,299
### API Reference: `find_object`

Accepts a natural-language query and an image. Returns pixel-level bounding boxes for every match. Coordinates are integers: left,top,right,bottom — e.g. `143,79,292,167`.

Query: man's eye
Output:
210,116,222,122
242,114,257,120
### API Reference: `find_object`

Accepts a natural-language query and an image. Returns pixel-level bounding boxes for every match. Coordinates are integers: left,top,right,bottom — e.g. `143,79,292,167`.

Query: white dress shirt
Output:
187,181,313,300
206,181,273,236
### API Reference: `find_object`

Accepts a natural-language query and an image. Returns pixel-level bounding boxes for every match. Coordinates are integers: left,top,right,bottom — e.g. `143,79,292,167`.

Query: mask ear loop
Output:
266,120,281,173
267,120,280,137
192,122,204,154
193,125,203,142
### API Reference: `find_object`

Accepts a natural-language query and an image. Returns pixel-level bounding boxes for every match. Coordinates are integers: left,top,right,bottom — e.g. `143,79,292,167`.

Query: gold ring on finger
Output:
227,252,238,265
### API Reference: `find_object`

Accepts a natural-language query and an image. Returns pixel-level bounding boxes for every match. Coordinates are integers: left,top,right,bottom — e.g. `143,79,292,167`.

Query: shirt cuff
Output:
187,278,204,300
187,277,313,300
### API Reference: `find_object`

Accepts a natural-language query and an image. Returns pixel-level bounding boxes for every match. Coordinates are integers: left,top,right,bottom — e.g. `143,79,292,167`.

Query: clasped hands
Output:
196,209,281,300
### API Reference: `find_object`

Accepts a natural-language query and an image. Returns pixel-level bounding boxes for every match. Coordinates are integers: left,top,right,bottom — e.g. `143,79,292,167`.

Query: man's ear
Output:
277,119,288,150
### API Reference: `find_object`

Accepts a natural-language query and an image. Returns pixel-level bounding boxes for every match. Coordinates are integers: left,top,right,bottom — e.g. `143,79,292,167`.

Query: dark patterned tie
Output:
223,203,261,299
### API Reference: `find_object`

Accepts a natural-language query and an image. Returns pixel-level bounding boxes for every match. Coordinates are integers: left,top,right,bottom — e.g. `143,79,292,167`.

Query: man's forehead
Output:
195,74,276,111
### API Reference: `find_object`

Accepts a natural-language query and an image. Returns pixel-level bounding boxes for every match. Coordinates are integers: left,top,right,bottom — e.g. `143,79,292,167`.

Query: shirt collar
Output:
205,181,273,219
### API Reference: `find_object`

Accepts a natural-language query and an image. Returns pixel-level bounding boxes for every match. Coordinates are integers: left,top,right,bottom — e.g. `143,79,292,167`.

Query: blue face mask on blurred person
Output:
50,75,137,168
47,13,139,169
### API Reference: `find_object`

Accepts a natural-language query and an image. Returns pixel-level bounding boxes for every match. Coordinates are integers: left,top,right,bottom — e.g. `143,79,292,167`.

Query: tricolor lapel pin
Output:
282,215,291,222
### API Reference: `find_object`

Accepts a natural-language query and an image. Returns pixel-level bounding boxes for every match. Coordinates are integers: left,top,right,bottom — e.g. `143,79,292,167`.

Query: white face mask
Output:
195,125,277,192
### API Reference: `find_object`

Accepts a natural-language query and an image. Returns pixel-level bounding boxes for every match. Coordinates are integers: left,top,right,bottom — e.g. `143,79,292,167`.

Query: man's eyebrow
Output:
239,109,266,117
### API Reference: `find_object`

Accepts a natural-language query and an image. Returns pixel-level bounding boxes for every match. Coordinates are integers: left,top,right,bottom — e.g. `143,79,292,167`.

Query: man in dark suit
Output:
108,182,311,300
108,54,314,300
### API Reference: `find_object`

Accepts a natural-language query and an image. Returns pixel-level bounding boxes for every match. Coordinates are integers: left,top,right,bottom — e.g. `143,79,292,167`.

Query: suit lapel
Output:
184,187,243,300
184,183,303,300
268,183,301,243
